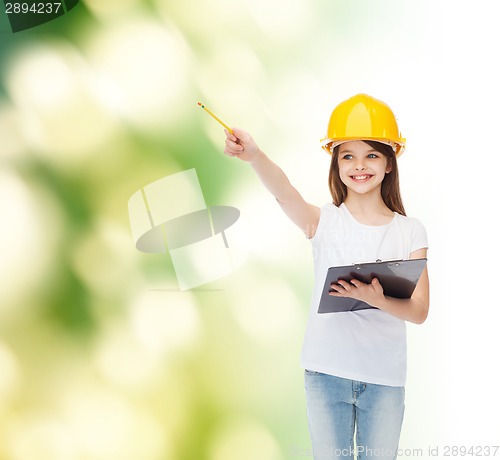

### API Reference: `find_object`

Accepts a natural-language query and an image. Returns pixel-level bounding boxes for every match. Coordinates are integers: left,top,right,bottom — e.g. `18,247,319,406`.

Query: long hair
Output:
328,140,406,216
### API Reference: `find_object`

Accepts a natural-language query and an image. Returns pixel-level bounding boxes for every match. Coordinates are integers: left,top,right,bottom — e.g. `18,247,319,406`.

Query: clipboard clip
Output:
377,259,401,266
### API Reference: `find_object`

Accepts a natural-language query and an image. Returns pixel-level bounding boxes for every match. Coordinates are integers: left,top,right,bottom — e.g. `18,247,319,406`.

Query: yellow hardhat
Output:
321,94,406,157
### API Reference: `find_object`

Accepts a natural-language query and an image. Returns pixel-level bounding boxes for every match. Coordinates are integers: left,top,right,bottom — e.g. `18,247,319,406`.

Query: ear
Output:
385,158,393,174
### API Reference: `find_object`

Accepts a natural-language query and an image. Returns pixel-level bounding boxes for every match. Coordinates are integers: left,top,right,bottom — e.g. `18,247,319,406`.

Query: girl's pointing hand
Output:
224,128,261,163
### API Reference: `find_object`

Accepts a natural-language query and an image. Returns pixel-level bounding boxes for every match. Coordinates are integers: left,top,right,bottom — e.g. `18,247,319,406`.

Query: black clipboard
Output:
318,258,427,314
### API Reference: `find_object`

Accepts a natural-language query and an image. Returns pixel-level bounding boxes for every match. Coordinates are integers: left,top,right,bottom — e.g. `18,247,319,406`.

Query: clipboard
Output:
318,258,427,314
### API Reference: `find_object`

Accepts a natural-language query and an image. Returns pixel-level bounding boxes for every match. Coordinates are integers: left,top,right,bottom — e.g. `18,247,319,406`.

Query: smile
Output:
350,175,373,181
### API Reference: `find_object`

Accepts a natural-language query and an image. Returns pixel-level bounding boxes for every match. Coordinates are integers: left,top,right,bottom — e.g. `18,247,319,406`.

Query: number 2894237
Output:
5,3,63,14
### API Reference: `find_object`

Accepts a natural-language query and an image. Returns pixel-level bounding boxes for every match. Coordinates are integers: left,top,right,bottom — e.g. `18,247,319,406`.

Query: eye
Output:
341,154,353,160
367,153,378,159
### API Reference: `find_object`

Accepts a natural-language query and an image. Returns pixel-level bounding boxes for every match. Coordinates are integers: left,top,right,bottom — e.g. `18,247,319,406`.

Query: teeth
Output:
352,175,370,180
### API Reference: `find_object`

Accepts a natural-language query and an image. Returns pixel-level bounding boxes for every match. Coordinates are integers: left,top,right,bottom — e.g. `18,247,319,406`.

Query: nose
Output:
354,159,366,170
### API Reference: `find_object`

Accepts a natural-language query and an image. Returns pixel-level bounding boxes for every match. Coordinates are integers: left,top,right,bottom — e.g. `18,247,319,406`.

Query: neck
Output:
343,190,392,217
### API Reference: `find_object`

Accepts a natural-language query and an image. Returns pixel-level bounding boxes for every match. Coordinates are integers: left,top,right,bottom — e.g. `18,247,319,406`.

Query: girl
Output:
223,94,429,460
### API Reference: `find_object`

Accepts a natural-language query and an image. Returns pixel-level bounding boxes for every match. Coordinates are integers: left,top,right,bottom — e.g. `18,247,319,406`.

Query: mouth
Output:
349,174,373,182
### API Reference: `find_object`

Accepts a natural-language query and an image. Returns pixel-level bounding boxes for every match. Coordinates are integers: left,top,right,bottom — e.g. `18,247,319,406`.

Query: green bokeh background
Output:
1,1,499,459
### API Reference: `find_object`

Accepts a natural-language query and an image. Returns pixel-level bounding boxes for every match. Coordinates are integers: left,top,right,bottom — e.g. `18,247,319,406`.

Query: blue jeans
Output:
304,370,405,460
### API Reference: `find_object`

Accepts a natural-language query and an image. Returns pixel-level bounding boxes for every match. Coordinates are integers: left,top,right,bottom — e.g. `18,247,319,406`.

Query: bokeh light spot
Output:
209,417,283,460
130,290,202,354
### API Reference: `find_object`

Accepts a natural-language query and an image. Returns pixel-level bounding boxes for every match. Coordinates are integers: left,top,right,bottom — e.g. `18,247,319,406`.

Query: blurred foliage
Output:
0,0,450,459
0,1,317,458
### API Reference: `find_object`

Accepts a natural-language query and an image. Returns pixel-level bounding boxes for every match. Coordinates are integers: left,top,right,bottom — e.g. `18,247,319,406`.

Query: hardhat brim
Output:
320,137,406,157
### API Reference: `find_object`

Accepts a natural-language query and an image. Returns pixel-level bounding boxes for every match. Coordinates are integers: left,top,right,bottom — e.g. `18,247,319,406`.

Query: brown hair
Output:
328,140,406,216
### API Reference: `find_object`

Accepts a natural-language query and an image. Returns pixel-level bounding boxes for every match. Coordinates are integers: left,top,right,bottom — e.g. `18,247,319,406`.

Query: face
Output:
337,140,392,197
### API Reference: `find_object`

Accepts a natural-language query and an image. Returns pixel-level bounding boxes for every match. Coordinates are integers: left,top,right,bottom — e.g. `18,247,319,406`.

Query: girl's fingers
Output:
330,282,344,292
337,280,351,290
328,284,344,296
224,129,238,142
224,145,242,157
225,138,243,152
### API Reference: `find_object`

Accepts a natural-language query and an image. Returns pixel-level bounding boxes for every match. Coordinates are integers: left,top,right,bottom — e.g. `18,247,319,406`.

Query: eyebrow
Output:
339,149,378,154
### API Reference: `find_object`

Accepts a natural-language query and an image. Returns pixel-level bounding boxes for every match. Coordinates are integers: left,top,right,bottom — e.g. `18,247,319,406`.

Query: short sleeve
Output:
409,217,428,253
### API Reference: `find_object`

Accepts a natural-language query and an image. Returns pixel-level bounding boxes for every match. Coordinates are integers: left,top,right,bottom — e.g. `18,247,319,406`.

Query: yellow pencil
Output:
198,102,233,133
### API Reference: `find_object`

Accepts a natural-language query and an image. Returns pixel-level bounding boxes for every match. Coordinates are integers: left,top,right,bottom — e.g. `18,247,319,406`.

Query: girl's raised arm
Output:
224,128,320,238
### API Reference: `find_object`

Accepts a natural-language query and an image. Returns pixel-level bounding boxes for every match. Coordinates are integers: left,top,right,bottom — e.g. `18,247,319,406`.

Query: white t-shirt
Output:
300,203,428,387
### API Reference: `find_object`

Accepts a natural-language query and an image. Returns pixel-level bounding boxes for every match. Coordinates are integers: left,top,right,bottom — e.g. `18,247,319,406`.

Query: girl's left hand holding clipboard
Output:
329,277,385,307
330,247,430,324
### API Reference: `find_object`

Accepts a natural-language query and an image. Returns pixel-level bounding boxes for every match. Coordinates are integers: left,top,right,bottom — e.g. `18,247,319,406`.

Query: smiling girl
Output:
223,94,429,460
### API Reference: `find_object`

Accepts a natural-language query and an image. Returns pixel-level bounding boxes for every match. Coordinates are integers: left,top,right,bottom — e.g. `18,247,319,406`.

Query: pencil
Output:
197,102,233,133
